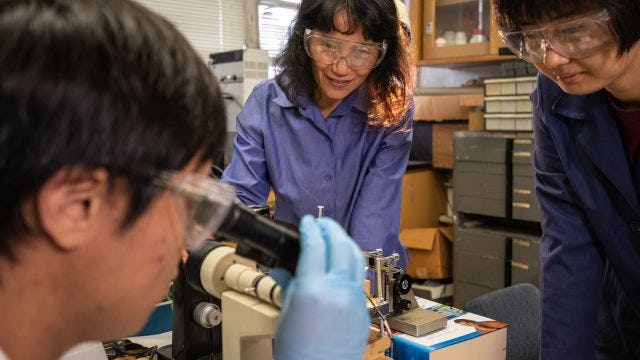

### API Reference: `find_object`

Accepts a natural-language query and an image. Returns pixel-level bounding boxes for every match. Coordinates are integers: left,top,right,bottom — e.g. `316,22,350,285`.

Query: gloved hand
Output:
272,215,369,360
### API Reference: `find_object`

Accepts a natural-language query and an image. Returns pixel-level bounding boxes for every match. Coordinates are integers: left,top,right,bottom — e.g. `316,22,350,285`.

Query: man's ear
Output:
36,167,112,250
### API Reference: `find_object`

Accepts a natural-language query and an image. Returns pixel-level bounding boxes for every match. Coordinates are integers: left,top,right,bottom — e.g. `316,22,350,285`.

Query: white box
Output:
392,298,508,360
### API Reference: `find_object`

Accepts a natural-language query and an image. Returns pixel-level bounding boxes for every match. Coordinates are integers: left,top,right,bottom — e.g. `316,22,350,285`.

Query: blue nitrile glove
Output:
273,215,369,360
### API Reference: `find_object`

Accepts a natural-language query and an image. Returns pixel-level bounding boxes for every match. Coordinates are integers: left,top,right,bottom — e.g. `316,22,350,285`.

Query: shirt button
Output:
630,220,640,234
324,175,332,182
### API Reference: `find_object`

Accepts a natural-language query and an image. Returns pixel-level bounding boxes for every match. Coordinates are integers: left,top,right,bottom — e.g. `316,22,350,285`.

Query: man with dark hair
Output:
492,0,640,359
0,1,369,359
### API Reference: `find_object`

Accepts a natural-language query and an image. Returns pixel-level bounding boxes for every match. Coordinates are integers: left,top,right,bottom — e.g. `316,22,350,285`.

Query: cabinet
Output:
453,228,509,307
452,132,542,307
417,0,512,65
423,0,497,59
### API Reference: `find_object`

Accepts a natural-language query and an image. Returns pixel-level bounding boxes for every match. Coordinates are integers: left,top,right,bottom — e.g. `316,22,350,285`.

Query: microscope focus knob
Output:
395,274,412,295
193,302,222,328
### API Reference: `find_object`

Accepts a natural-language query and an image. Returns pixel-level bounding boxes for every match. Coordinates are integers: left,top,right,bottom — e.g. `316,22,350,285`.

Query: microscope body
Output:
165,263,222,360
221,290,279,359
161,241,282,360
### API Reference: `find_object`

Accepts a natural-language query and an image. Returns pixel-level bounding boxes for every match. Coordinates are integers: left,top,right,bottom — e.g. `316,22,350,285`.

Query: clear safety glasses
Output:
499,10,615,63
303,28,388,70
153,171,236,250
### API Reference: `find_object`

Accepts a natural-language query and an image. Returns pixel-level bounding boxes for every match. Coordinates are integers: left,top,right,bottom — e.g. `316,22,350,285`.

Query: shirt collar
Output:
273,81,368,115
552,89,609,120
273,83,298,108
352,85,368,113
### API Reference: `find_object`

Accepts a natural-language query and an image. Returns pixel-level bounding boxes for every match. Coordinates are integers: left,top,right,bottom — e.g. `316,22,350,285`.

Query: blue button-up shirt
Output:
222,79,413,268
532,74,640,359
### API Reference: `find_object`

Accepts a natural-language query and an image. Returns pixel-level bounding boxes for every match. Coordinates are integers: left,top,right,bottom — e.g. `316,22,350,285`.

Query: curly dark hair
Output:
274,0,414,127
0,0,226,258
492,0,640,56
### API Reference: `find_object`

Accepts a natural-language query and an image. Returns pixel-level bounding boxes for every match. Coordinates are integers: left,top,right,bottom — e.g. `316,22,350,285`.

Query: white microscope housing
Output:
192,243,283,360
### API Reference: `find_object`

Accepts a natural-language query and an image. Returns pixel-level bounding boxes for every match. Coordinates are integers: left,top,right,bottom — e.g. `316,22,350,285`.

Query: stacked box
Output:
484,96,532,113
511,137,541,222
484,76,536,96
511,235,541,286
432,122,468,169
483,76,536,131
453,132,543,223
484,114,533,131
453,228,510,308
453,227,541,307
501,61,538,77
453,132,512,218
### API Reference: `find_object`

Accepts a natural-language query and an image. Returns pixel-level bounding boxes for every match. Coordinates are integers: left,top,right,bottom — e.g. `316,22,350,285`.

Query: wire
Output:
148,345,158,360
364,291,393,339
364,291,395,358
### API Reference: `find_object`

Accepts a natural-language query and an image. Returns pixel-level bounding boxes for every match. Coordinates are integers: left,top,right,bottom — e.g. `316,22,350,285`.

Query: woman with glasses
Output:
222,0,414,268
493,0,640,358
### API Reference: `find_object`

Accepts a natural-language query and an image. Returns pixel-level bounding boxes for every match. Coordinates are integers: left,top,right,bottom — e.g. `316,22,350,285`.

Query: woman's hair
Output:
274,0,414,127
492,0,640,56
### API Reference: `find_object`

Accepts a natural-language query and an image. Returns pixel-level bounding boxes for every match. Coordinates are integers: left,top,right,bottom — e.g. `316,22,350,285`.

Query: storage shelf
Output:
436,0,477,6
418,54,518,67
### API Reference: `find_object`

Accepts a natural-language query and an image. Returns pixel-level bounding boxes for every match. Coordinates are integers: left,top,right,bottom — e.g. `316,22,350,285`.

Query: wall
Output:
418,64,505,88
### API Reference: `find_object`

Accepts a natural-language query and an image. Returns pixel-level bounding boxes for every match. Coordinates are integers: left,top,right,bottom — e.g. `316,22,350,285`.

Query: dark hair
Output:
274,0,414,127
0,0,226,258
492,0,640,55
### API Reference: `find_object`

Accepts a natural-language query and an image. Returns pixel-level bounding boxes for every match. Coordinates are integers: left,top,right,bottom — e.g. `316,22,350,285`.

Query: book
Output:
390,298,508,360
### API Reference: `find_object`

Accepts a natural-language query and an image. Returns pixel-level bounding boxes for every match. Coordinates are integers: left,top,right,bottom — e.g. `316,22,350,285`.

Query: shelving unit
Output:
417,54,517,67
436,0,478,6
451,132,541,308
403,2,541,309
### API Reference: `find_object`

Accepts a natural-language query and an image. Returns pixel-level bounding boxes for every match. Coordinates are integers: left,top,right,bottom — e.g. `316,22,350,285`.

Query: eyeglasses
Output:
153,171,236,251
303,28,388,70
499,10,615,63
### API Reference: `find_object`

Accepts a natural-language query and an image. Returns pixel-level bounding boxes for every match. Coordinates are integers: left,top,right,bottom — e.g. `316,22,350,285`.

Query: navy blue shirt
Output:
532,74,640,359
222,79,413,267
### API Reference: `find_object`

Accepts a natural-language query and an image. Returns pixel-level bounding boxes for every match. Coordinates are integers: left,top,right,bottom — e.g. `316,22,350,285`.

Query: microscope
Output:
157,200,298,360
169,240,284,360
157,196,445,360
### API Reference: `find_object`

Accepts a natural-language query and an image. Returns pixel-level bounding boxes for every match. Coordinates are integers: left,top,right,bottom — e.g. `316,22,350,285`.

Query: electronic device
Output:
364,250,448,337
158,203,298,360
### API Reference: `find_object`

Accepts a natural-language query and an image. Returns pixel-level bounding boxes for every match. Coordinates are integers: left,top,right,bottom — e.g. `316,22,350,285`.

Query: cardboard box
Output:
468,111,485,132
401,227,453,279
433,122,468,169
413,95,482,121
400,169,447,230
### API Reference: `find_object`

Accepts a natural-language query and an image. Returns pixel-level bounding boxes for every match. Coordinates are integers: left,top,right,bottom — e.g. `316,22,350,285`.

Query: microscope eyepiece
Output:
216,200,300,273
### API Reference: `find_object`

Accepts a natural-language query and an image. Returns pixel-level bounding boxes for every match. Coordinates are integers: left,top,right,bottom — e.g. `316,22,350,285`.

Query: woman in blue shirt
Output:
223,0,415,267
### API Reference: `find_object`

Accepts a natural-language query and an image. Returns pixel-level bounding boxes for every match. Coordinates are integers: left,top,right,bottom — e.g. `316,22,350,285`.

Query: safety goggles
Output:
499,10,615,63
303,28,387,70
153,171,236,251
